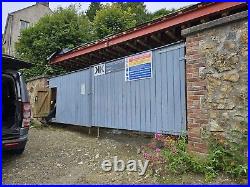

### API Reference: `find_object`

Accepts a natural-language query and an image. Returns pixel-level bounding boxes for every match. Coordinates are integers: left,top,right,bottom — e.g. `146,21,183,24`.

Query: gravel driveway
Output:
2,124,156,184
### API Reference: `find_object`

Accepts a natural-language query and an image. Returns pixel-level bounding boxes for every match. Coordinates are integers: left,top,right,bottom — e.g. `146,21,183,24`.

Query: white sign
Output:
80,84,85,95
94,64,105,76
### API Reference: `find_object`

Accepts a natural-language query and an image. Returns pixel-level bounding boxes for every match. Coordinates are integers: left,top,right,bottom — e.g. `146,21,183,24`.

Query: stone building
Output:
2,2,52,56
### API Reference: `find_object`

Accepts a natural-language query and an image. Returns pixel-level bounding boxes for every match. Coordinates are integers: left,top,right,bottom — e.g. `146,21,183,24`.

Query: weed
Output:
143,121,248,183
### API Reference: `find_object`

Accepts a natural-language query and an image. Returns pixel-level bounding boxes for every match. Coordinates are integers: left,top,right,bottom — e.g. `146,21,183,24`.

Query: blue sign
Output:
125,51,152,81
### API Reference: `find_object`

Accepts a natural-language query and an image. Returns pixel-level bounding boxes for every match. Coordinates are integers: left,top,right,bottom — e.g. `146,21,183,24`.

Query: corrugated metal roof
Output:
49,2,247,66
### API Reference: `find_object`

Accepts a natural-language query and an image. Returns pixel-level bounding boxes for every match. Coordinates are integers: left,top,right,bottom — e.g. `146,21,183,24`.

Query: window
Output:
20,20,30,31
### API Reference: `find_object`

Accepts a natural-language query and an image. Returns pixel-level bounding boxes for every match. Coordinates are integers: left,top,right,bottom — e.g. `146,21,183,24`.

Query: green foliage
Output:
149,8,175,20
160,122,248,182
93,4,137,39
86,2,102,22
114,2,150,25
163,136,205,175
207,122,248,178
15,3,177,79
15,5,94,79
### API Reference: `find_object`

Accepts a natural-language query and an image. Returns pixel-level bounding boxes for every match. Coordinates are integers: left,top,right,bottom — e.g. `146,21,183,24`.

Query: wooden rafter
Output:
115,45,128,54
125,42,140,52
136,39,151,49
106,48,119,58
150,34,164,45
165,30,176,41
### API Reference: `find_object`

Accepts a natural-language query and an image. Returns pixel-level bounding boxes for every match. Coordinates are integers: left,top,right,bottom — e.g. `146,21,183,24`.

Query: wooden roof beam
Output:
75,57,87,65
105,48,120,58
125,42,141,52
136,39,151,49
78,55,90,62
62,60,74,70
89,53,102,61
150,34,165,45
115,45,128,55
165,30,177,41
99,50,112,60
69,59,83,69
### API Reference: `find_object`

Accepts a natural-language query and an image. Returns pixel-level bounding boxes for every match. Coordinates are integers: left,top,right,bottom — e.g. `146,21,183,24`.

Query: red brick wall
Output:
185,34,208,154
185,16,248,155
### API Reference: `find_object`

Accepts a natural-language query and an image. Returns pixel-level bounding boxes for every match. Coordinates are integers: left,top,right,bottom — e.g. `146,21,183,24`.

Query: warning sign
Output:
125,51,152,81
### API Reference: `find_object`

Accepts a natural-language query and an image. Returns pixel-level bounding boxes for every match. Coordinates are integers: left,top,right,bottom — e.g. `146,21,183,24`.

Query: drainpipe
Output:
8,14,14,56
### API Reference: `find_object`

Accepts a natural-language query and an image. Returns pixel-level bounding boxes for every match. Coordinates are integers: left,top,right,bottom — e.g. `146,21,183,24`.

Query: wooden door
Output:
33,88,51,118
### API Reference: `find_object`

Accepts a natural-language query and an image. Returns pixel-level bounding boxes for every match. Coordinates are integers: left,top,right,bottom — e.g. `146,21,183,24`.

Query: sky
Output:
2,2,197,33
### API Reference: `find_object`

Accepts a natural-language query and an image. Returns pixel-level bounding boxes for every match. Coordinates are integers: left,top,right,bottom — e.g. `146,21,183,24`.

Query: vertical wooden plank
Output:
161,50,168,133
144,78,151,132
109,69,113,128
150,51,157,133
92,72,95,125
98,75,102,126
100,75,103,126
120,71,123,129
167,48,174,134
92,68,95,126
76,72,80,125
130,80,136,130
127,80,132,130
95,76,99,125
118,71,122,129
174,47,181,134
108,73,112,127
105,73,108,127
122,71,126,129
139,79,145,132
155,51,162,133
135,80,141,131
114,72,118,128
112,72,116,128
101,74,105,127
121,71,124,129
95,75,98,125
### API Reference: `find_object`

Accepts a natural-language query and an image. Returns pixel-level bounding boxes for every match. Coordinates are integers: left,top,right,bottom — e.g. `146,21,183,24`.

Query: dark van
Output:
2,54,32,154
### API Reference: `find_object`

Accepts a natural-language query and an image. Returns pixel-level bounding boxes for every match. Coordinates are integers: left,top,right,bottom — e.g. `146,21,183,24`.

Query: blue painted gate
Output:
49,42,186,134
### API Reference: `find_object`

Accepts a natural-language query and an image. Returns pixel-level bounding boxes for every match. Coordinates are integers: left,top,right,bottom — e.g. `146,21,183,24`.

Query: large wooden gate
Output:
92,42,186,134
48,42,186,134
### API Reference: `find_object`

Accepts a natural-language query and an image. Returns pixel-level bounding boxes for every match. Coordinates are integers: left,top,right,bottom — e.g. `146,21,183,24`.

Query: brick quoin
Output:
185,33,208,154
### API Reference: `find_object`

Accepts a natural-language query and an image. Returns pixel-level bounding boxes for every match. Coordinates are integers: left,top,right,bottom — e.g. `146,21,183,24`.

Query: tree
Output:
86,2,102,22
15,5,94,79
93,4,136,39
114,2,150,25
150,8,175,20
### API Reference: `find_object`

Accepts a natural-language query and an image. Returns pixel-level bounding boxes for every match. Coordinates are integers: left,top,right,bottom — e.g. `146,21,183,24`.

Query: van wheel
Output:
13,147,25,155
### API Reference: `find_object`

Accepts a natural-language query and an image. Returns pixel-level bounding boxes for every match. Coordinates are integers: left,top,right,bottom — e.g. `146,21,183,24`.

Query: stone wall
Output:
26,76,49,118
182,11,248,154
